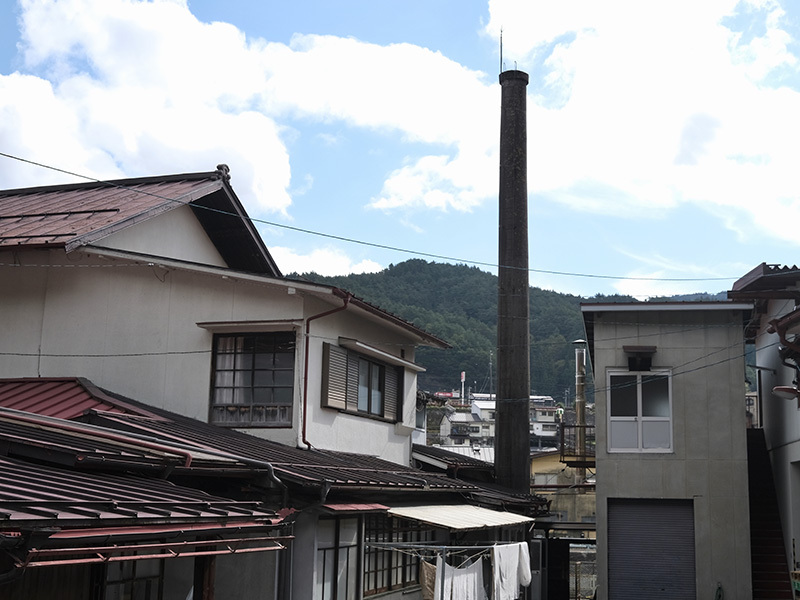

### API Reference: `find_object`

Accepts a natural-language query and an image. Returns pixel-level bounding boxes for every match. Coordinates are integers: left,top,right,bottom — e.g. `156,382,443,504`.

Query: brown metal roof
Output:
0,167,282,276
0,378,549,515
0,454,276,527
0,174,221,249
731,263,800,293
412,443,493,469
0,377,140,420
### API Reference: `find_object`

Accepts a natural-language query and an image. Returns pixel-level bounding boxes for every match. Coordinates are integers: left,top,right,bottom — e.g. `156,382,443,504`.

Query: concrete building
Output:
582,301,754,600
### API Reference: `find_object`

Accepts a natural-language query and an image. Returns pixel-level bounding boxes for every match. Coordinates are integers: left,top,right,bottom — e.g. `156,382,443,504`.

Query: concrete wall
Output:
0,243,422,465
590,307,751,600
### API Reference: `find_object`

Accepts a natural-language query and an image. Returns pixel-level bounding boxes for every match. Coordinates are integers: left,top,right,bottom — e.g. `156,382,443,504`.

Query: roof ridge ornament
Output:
215,164,231,181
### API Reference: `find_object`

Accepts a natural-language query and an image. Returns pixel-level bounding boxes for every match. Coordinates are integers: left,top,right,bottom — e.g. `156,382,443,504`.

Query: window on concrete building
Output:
210,332,295,427
321,343,402,422
608,370,672,452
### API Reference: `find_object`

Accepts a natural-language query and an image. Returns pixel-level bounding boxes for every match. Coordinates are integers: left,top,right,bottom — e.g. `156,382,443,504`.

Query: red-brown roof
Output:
0,454,274,527
0,174,221,249
0,377,138,419
0,378,549,515
0,167,282,276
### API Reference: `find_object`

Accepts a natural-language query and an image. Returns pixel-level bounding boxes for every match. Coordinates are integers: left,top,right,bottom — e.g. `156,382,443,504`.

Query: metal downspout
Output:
301,290,351,449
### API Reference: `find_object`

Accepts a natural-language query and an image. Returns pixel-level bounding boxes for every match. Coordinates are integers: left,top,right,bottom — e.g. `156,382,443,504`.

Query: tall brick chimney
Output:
495,69,531,493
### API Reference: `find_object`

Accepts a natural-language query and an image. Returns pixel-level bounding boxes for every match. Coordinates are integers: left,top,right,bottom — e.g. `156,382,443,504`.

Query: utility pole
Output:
574,339,587,487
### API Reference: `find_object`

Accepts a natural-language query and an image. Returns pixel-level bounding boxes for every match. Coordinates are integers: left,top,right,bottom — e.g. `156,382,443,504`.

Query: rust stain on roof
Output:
0,175,221,249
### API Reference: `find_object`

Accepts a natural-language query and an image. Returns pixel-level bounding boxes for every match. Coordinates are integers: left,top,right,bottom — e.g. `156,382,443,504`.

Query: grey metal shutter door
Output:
607,499,696,600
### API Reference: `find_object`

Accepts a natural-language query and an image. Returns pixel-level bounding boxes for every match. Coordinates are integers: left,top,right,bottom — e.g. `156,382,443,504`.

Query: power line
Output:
0,151,739,284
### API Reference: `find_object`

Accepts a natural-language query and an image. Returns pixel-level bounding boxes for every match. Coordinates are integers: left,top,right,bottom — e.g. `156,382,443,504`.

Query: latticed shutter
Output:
321,343,348,410
383,366,401,422
346,351,360,412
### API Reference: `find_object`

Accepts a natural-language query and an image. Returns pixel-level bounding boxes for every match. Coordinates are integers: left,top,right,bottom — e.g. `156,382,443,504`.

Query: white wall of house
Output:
587,305,752,600
100,204,229,267
0,244,424,465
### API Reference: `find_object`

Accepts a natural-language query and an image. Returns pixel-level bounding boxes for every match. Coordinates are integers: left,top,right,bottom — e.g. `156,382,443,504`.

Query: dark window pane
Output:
273,388,293,405
642,375,670,417
254,370,274,387
254,353,273,369
274,351,294,367
610,375,637,416
274,370,294,387
253,388,272,404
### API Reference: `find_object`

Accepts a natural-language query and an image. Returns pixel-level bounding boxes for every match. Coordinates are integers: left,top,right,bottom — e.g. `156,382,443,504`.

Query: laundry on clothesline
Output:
492,542,532,600
434,554,488,600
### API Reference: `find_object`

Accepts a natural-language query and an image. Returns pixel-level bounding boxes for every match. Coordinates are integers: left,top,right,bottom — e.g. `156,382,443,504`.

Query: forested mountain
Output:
293,260,614,399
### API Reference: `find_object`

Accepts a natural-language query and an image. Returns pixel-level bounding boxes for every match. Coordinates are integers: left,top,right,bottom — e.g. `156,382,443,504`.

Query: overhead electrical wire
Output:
0,151,739,284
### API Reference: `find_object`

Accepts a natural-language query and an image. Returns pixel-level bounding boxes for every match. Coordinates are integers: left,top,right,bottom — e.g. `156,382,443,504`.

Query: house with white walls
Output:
0,168,550,600
582,301,755,600
0,165,446,464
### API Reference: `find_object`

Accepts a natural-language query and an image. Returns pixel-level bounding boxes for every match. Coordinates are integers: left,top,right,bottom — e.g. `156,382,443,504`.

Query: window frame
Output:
316,516,361,600
103,554,164,600
607,368,673,453
209,331,296,428
321,343,402,422
363,514,433,597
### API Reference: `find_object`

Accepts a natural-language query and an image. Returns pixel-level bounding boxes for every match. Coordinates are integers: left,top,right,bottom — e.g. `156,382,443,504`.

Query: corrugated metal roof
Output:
0,175,221,249
387,504,533,530
731,262,800,293
0,168,282,276
0,409,244,472
0,378,129,419
412,443,494,468
0,378,549,515
0,454,275,527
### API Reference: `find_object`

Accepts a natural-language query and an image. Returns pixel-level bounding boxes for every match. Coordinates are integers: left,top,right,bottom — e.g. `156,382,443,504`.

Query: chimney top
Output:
499,70,529,85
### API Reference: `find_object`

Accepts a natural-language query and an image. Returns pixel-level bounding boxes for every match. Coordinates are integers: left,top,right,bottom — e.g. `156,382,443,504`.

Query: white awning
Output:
387,504,533,531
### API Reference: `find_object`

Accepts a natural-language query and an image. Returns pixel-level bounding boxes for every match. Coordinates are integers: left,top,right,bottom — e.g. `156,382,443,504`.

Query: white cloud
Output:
270,246,382,276
6,0,499,220
486,0,800,243
610,251,745,299
10,0,291,213
6,0,800,282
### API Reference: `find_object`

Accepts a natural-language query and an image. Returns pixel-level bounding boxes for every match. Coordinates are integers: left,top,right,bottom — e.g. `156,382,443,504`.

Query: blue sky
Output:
1,0,799,299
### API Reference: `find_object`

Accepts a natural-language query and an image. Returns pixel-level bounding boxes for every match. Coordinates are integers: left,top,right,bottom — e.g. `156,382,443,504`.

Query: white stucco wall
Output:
0,245,426,465
588,306,752,600
99,204,229,267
